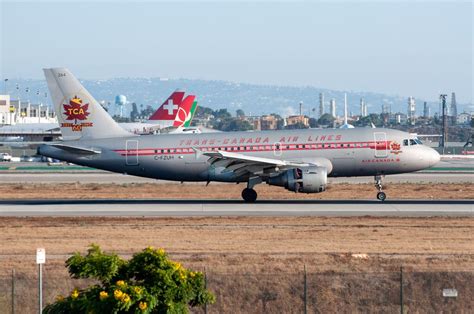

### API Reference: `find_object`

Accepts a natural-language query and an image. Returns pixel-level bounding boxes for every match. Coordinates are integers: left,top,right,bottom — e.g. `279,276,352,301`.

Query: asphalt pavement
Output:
0,199,472,217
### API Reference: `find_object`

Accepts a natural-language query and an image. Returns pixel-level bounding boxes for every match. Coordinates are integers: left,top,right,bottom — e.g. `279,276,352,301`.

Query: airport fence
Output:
0,266,473,313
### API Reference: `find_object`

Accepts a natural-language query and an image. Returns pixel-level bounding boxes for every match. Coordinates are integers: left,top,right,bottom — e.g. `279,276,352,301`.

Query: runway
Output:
0,172,473,184
0,199,472,217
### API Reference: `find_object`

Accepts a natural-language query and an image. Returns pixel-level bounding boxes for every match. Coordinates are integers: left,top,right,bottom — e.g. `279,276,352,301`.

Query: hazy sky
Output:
1,1,472,103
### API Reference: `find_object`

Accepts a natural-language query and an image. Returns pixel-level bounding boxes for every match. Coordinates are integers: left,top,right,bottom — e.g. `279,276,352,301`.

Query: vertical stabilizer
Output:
173,95,196,127
147,90,185,126
184,101,198,127
43,68,132,140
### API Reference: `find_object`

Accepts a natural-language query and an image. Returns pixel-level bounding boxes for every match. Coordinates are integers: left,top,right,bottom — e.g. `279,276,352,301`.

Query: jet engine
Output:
267,166,327,193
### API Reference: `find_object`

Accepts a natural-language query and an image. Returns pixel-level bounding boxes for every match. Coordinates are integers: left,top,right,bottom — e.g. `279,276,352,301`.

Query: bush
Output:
44,244,215,313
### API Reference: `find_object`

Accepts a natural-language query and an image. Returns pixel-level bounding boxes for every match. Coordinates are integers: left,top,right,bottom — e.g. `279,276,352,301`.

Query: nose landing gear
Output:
375,175,386,201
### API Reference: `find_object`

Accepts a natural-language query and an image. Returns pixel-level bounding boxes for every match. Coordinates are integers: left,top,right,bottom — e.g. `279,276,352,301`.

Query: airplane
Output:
38,68,441,202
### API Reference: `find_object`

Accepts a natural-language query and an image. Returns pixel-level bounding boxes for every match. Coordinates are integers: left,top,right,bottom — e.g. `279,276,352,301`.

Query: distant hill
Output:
7,78,461,117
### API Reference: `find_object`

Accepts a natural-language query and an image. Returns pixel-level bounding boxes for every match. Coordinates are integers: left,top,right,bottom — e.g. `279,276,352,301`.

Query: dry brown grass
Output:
0,216,473,313
1,182,473,199
0,216,472,273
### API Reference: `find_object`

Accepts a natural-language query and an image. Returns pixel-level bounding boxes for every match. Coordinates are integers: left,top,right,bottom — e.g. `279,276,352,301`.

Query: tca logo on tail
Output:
61,96,93,131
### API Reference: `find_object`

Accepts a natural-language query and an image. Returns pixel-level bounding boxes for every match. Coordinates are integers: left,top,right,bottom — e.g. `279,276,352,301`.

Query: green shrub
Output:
44,244,215,313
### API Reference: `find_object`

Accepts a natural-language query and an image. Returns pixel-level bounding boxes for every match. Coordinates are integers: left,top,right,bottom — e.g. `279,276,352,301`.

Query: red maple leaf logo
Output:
63,96,90,123
390,142,401,151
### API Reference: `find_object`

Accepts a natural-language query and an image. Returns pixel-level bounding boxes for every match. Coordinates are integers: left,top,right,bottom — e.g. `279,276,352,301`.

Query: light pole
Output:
3,78,8,95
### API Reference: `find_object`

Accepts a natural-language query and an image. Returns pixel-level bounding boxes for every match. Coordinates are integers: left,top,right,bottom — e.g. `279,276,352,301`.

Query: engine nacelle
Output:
267,166,327,193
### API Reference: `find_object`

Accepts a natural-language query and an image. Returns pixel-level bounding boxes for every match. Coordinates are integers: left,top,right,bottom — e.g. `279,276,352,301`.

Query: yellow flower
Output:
71,289,79,299
190,272,195,278
134,286,142,294
158,248,165,255
116,280,125,287
121,293,131,303
114,289,123,300
99,291,108,300
171,261,182,271
56,294,64,302
138,301,148,311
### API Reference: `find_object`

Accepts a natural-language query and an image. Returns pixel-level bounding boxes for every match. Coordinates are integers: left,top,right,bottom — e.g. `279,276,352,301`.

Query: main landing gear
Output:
241,177,262,202
241,188,257,203
374,175,386,201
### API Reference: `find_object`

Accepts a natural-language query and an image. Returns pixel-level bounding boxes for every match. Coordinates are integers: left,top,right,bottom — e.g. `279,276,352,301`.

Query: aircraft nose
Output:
427,148,440,167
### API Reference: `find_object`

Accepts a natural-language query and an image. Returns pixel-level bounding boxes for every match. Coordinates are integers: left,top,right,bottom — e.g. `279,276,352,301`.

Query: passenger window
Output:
403,139,409,146
410,139,417,145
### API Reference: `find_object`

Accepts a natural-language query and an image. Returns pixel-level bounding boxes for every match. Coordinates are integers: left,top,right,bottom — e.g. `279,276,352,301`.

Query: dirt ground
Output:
1,182,473,199
0,216,473,312
0,216,472,272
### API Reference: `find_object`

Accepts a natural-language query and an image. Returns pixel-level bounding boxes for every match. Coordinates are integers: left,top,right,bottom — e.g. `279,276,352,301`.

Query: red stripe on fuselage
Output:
113,141,393,156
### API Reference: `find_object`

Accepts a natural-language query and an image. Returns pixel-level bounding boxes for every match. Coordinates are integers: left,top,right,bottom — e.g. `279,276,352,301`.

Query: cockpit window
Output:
403,138,423,146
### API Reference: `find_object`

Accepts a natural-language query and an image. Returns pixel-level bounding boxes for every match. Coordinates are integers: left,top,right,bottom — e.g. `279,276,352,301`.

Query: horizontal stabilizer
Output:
50,144,101,155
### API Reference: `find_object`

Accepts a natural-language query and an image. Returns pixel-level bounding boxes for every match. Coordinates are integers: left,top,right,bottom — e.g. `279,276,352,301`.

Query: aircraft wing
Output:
200,149,312,179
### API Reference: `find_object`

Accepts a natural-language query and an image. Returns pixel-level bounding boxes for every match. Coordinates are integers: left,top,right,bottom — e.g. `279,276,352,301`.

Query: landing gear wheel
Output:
377,192,386,202
241,188,257,203
374,175,387,201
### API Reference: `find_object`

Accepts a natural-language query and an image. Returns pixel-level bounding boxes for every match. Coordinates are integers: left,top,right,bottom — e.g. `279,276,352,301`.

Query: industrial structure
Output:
407,96,416,125
319,93,325,118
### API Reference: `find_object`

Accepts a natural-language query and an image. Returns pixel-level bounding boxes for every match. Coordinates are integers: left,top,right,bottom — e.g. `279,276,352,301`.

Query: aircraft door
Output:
373,132,388,158
273,142,282,157
125,140,139,166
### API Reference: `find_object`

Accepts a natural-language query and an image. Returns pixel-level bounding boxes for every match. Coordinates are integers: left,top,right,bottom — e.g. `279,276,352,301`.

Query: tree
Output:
317,113,335,126
235,109,245,118
308,117,318,128
130,103,139,122
213,117,253,131
140,105,155,119
44,244,215,314
212,108,231,120
194,106,213,118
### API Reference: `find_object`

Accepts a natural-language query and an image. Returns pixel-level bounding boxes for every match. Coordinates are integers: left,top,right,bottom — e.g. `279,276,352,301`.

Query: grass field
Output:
0,216,473,312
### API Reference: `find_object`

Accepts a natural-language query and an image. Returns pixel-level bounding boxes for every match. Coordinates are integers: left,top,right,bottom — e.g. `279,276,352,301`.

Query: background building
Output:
286,115,309,128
